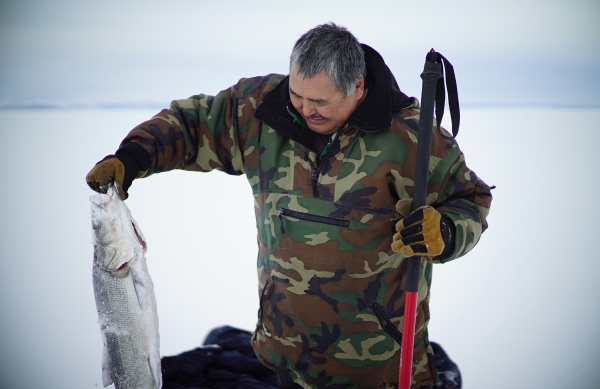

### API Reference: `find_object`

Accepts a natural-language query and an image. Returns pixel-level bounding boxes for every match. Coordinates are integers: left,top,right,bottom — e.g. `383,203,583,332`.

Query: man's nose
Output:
302,100,316,117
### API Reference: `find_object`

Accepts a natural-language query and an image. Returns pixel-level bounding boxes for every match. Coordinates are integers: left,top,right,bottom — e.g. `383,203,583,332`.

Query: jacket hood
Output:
349,44,415,131
254,44,414,146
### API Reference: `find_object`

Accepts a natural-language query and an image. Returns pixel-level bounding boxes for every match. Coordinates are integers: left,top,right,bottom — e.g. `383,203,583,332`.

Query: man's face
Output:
289,66,364,135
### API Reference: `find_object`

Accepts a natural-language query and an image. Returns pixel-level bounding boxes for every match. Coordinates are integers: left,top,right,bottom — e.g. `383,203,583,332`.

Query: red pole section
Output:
399,290,418,389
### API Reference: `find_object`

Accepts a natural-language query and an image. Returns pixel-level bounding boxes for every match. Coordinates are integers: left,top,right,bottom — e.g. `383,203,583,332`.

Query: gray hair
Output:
290,23,366,97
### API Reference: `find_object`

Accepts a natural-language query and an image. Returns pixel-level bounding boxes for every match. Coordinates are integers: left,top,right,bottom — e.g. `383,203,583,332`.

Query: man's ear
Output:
355,77,365,99
356,77,365,90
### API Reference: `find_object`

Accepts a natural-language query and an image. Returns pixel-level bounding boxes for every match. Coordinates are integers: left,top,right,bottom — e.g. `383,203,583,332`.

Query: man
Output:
87,23,492,389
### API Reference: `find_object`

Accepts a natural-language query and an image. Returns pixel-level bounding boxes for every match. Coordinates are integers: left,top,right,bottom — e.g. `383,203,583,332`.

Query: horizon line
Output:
1,102,599,110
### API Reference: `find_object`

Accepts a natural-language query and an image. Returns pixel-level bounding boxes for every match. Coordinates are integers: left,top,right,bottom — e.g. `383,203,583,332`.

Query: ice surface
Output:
1,108,600,389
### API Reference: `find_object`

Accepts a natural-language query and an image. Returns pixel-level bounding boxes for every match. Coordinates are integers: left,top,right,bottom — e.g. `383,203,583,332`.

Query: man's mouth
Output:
308,114,326,124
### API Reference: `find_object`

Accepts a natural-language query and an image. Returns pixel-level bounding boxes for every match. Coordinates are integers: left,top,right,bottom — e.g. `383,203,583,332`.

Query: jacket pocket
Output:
371,302,403,346
277,207,350,234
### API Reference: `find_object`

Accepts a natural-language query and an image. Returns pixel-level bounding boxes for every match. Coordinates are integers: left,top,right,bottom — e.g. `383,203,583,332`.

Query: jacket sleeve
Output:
427,127,493,264
119,74,284,177
119,86,242,177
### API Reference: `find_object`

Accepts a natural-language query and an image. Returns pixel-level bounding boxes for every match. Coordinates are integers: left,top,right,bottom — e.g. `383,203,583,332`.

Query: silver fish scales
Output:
91,187,161,389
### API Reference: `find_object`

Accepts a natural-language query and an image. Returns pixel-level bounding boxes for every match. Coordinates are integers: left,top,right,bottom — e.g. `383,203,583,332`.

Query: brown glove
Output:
86,143,151,200
86,157,127,200
392,204,452,259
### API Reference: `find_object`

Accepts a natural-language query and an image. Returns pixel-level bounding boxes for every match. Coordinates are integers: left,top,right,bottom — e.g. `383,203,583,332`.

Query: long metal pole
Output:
398,55,443,389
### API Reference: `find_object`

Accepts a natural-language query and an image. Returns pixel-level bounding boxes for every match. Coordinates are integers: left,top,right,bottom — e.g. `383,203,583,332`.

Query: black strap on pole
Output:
428,49,460,140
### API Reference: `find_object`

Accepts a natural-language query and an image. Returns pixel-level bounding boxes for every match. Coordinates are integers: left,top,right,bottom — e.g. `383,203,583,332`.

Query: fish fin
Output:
147,355,162,389
101,366,113,388
100,331,113,387
131,267,148,310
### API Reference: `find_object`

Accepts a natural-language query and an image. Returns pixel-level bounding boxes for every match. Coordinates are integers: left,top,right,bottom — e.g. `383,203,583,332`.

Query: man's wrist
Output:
437,215,456,260
115,142,151,173
114,142,152,196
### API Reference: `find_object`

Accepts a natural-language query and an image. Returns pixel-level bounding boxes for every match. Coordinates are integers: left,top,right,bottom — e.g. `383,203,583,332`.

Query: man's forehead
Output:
289,86,331,105
289,67,340,97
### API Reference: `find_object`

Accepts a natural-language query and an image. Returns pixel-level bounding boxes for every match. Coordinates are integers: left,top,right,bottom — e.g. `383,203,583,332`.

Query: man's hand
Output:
86,157,127,200
392,204,452,258
86,143,151,201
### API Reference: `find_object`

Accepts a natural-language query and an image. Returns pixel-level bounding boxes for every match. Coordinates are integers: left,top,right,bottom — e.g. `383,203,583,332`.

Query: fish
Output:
90,186,162,389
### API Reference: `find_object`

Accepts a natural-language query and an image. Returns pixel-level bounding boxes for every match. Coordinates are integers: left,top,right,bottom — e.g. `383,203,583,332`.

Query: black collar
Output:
254,44,413,146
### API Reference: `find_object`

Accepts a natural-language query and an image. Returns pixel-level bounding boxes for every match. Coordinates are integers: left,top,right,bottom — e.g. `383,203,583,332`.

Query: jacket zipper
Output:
278,208,349,234
309,127,349,198
370,302,403,346
257,280,271,337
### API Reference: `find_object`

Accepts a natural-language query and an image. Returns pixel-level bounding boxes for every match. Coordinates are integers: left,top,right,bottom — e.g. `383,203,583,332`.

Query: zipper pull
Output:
278,208,285,234
304,157,320,198
311,170,319,198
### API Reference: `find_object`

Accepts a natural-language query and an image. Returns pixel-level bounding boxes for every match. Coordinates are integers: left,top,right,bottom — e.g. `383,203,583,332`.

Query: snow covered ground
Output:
0,107,598,388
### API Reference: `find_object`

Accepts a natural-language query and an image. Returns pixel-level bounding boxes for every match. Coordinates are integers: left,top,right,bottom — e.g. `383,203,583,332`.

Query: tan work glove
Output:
392,202,452,259
86,157,127,200
87,143,151,200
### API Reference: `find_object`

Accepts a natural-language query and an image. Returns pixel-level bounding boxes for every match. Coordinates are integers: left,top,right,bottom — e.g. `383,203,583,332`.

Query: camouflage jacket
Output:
120,46,492,388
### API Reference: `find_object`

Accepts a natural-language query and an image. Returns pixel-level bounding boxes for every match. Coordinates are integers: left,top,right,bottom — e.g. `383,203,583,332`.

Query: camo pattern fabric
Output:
120,74,492,388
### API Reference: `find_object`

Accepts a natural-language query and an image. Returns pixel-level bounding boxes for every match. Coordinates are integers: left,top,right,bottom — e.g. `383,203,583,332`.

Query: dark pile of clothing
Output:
161,326,277,389
161,326,461,389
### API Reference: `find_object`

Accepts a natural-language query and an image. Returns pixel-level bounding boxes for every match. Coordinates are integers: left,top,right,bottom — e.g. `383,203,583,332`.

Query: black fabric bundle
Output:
161,326,461,389
161,326,277,389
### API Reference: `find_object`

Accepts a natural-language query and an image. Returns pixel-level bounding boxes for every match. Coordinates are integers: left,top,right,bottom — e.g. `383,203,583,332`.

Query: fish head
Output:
90,187,145,272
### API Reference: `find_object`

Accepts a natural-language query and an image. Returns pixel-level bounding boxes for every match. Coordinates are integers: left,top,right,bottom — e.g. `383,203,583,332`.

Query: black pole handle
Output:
405,57,443,293
405,49,460,292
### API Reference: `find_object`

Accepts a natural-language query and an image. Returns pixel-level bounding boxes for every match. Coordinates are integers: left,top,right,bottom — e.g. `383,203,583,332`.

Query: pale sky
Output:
0,0,599,107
